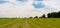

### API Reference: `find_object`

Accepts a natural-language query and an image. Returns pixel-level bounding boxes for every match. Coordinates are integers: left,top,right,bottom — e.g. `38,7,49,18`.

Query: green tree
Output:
34,16,38,18
41,14,46,18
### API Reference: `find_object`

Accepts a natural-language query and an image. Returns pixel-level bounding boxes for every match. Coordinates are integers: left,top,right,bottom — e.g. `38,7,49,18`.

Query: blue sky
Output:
32,2,45,8
0,0,7,4
16,0,27,2
34,0,43,1
0,0,60,17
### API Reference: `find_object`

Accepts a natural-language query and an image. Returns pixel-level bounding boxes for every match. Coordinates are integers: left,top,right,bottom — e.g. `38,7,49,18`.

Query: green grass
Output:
0,18,24,28
0,18,60,28
28,18,60,28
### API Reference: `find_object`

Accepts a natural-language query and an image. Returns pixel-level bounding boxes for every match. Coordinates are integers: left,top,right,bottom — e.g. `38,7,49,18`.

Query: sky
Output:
0,0,60,17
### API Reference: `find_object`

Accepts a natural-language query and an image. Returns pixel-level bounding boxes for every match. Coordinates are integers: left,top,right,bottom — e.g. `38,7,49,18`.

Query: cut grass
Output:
27,18,60,28
0,18,60,28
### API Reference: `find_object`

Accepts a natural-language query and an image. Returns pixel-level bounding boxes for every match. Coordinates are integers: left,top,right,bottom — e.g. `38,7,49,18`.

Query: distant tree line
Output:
47,11,60,18
29,11,60,18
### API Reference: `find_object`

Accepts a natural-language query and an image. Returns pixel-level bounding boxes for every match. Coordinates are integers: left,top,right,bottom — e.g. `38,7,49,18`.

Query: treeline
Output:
47,11,60,18
29,11,60,18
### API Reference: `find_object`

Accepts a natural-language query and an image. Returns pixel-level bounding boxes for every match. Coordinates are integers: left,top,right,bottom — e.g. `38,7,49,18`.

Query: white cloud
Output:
0,0,60,17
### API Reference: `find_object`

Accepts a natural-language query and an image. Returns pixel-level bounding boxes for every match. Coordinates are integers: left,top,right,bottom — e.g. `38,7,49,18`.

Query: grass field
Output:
0,18,60,28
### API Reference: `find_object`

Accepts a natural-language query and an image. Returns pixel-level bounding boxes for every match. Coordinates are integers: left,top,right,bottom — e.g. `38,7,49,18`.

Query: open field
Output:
0,18,60,28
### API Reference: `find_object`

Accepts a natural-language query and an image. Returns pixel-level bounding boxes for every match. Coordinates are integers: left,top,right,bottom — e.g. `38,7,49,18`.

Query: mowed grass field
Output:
0,18,60,28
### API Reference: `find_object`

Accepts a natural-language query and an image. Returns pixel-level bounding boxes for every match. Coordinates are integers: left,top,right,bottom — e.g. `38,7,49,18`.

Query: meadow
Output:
0,18,60,28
